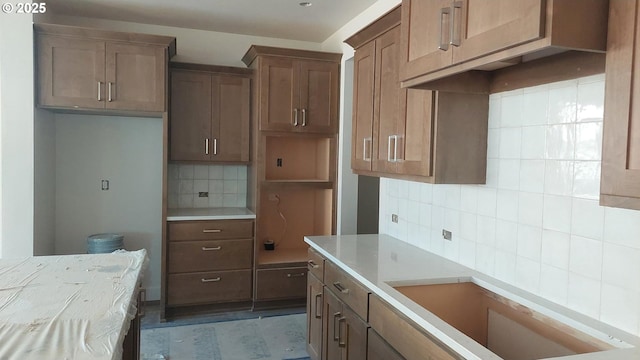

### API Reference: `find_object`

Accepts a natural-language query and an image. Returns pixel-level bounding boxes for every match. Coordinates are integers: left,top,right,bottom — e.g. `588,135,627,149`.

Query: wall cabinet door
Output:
170,70,250,163
106,42,166,112
351,41,376,172
37,35,106,109
395,89,433,177
169,71,212,161
259,57,339,133
601,0,640,210
307,273,324,360
400,0,544,81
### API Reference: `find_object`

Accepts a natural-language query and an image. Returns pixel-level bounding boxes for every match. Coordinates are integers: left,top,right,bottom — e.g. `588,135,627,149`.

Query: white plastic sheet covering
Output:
0,249,147,360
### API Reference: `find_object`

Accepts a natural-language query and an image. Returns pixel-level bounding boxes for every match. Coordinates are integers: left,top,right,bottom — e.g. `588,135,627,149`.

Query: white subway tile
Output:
577,73,605,85
194,165,209,180
602,243,640,289
420,183,433,203
600,283,640,334
443,235,460,261
460,186,478,213
498,159,521,190
167,194,178,209
398,181,409,199
476,244,496,276
193,179,209,193
521,125,547,160
238,180,248,194
408,222,422,247
444,209,460,234
399,198,408,221
575,122,602,160
236,194,247,207
545,124,576,160
571,198,604,240
577,80,605,122
496,219,518,253
237,166,248,180
548,80,578,124
573,161,601,200
444,185,461,210
516,256,541,293
543,195,572,233
460,212,477,242
518,192,544,227
430,230,445,255
497,189,519,221
168,164,179,180
603,207,640,250
419,203,432,227
540,265,569,306
222,194,237,207
495,250,517,284
407,200,420,224
433,187,447,207
499,128,522,159
488,95,502,129
193,196,209,208
522,87,549,126
517,225,542,261
208,193,223,207
209,165,224,179
223,166,238,180
477,216,497,246
487,129,500,159
568,273,601,319
431,206,445,231
178,194,194,208
476,187,497,217
486,158,499,188
178,180,194,194
179,164,194,179
541,230,571,270
501,92,524,127
569,235,603,280
209,180,223,194
519,160,545,193
544,160,574,196
459,240,477,268
409,181,422,201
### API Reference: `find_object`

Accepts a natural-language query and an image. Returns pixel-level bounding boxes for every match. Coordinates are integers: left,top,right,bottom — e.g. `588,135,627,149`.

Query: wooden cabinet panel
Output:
167,269,252,306
298,60,340,133
324,261,370,322
351,41,376,172
213,75,251,162
170,66,251,163
368,328,405,360
168,239,253,273
260,57,297,131
323,287,344,360
37,35,105,109
396,89,433,177
307,273,324,360
169,70,212,161
601,0,640,210
307,248,325,281
343,304,368,360
168,220,254,241
106,42,166,112
255,267,308,300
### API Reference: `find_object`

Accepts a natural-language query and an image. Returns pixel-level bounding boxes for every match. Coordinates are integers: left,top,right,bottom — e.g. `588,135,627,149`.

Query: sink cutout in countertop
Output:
393,281,626,360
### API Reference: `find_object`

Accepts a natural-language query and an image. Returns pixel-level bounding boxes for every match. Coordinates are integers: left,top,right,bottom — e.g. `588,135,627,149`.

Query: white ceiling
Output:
44,0,379,42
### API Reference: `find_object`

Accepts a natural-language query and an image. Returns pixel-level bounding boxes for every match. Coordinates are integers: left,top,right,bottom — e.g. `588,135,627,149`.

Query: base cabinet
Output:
367,328,405,360
323,287,369,360
307,273,324,360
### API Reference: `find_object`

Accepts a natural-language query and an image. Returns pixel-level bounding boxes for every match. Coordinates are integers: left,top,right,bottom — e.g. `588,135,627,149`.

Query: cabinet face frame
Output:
351,41,376,172
307,273,324,360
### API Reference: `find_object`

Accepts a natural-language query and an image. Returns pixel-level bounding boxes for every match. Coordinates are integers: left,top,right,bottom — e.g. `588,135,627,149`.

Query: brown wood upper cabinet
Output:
169,64,251,163
36,24,175,113
601,0,640,210
347,6,489,184
242,46,341,134
400,0,609,86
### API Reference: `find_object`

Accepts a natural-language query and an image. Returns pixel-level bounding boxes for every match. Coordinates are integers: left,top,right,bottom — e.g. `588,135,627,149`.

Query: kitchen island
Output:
0,249,146,360
306,234,640,360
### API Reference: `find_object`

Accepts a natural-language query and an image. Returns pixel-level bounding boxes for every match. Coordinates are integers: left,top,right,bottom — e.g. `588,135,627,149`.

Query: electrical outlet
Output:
101,180,109,191
198,192,209,198
392,214,398,223
442,229,452,241
276,158,283,167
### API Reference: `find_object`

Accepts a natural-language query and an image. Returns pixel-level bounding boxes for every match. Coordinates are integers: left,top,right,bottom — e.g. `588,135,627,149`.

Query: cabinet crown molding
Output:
344,5,401,49
241,45,342,67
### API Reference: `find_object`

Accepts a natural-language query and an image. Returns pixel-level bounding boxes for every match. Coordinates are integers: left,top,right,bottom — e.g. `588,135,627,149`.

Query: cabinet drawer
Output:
255,267,308,301
324,260,370,321
307,248,325,281
168,239,252,273
369,294,461,360
167,269,252,306
168,220,253,241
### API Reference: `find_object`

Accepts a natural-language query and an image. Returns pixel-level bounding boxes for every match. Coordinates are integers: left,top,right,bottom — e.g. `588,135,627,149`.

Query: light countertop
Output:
305,234,640,360
0,249,146,360
166,207,255,221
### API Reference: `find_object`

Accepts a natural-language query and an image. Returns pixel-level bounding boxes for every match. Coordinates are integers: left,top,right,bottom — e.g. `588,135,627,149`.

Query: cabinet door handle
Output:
333,312,341,341
450,1,463,47
202,229,222,233
138,288,146,317
205,138,210,155
201,277,221,283
314,293,323,319
363,138,372,161
333,282,349,294
308,260,320,269
393,135,399,162
293,108,299,126
201,246,221,251
108,82,113,102
438,7,451,51
97,81,103,101
302,108,307,126
287,272,306,278
338,317,347,347
388,135,394,162
213,138,218,155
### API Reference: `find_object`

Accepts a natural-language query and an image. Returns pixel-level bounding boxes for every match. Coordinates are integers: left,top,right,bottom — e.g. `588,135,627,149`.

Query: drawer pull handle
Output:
202,246,222,251
333,312,341,341
287,272,305,278
338,317,347,347
201,277,221,283
202,229,222,233
308,260,320,269
314,293,323,319
333,282,349,294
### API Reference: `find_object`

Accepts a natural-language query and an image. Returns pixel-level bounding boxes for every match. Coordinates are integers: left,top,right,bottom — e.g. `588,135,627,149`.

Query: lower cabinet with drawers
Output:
165,219,254,313
307,247,457,360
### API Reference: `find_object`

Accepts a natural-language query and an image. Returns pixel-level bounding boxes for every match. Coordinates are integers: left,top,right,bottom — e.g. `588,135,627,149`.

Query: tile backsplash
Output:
379,74,640,336
168,164,247,208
